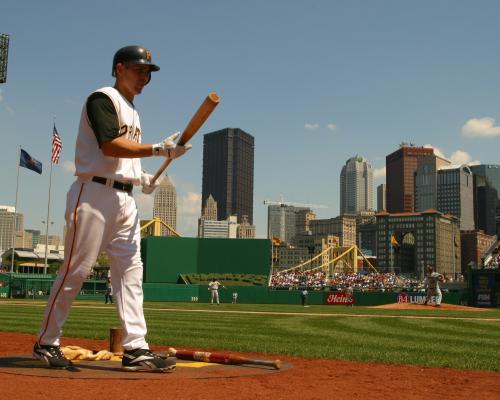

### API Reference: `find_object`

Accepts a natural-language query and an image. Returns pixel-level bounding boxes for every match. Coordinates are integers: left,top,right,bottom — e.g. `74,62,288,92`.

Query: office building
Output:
340,156,373,214
414,154,451,211
267,205,311,243
386,145,434,213
201,195,218,221
309,215,357,247
201,128,254,224
153,175,177,236
376,210,460,278
437,166,474,230
377,184,386,212
0,206,24,253
473,175,498,236
198,216,238,238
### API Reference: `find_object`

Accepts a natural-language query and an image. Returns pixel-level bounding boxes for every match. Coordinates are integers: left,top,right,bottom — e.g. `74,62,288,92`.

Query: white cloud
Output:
327,123,336,131
135,193,154,219
177,191,201,236
448,150,480,166
423,144,480,167
462,117,500,138
305,123,319,130
62,160,75,174
178,191,202,216
373,166,386,179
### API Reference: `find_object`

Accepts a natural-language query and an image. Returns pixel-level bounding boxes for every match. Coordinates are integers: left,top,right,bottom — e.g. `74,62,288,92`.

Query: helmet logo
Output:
146,51,151,61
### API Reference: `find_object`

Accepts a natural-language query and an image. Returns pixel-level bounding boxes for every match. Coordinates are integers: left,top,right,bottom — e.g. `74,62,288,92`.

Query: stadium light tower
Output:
0,34,10,84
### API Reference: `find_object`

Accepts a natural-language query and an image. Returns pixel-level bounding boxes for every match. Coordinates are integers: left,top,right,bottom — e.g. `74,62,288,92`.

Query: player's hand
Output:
152,132,193,159
140,171,160,194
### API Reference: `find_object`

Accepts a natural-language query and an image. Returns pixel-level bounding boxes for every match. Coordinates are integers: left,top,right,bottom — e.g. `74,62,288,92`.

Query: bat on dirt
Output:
150,92,220,184
168,347,281,370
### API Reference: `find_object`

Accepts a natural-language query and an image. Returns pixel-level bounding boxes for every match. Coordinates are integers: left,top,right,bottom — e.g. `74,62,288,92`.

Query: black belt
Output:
92,176,133,193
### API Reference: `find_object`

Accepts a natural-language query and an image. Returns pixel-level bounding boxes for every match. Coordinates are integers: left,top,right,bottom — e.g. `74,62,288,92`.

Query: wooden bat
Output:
168,347,281,370
150,92,220,184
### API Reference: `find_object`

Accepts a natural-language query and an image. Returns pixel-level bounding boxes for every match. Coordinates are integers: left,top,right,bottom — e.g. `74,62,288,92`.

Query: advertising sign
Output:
325,292,354,305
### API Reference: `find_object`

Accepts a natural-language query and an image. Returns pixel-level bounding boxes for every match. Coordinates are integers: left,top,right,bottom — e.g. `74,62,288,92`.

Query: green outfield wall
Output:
142,283,468,306
141,237,271,283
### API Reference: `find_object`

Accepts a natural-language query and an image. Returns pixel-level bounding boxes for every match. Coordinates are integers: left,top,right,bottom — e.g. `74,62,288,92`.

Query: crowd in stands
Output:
485,253,500,269
269,270,460,291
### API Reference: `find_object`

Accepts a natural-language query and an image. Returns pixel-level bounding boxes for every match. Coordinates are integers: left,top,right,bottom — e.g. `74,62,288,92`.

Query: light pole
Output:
42,220,54,274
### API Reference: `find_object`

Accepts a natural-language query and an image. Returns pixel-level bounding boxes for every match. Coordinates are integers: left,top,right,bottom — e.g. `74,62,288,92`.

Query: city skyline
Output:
1,1,500,238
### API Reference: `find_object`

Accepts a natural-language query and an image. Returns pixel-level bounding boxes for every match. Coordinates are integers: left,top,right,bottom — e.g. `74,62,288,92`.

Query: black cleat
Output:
122,348,176,372
33,342,71,369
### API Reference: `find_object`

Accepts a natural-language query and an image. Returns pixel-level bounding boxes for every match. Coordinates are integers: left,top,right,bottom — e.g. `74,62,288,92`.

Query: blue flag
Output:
19,149,43,174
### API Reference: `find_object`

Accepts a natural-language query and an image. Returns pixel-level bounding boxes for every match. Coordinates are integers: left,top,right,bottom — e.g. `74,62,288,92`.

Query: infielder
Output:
33,45,191,372
208,279,225,304
423,265,444,307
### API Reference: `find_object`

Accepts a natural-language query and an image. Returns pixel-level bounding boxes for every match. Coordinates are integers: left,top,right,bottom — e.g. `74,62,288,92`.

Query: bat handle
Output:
150,158,172,185
248,359,282,370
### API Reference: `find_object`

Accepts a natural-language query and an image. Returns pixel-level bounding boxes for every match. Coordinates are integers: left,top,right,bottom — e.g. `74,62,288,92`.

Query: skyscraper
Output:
201,195,218,221
340,156,373,214
473,174,497,235
202,128,254,224
386,145,434,213
153,175,177,236
437,166,474,230
267,205,311,243
0,206,23,253
377,184,386,212
414,154,450,212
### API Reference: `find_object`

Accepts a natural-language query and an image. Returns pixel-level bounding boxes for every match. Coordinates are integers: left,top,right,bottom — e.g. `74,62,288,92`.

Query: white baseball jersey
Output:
75,86,142,184
209,281,222,291
426,272,442,291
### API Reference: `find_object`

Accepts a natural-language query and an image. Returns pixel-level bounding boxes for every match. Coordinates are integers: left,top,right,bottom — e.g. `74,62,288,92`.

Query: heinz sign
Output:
325,292,354,305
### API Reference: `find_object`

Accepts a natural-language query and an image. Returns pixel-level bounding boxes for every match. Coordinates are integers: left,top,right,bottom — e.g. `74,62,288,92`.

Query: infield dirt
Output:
0,331,499,400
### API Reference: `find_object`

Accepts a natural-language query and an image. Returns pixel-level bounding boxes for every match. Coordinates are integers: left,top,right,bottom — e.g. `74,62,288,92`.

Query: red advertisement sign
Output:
325,292,354,305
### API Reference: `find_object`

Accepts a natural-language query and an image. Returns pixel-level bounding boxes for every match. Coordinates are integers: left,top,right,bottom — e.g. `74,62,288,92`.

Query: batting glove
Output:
152,132,192,159
140,171,160,194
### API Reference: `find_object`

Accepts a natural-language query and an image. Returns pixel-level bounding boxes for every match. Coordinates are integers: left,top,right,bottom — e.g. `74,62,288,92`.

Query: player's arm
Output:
87,93,188,159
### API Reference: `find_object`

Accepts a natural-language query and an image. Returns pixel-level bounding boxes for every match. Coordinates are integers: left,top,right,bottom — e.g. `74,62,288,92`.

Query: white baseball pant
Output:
37,179,149,350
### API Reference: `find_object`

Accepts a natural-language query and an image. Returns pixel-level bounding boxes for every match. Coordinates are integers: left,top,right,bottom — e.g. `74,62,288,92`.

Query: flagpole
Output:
10,146,21,273
43,161,53,274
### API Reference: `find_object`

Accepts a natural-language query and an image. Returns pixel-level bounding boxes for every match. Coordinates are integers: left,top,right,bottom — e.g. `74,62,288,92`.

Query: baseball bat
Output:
168,348,281,370
150,92,220,184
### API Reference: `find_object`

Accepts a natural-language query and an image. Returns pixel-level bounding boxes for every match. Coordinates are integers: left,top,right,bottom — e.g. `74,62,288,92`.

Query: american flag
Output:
51,125,62,164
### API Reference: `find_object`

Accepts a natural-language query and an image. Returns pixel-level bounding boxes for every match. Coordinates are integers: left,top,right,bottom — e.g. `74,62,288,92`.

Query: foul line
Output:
1,301,500,322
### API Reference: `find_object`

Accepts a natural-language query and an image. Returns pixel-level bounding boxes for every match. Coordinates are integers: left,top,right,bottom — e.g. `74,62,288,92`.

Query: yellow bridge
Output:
278,245,377,275
140,218,180,237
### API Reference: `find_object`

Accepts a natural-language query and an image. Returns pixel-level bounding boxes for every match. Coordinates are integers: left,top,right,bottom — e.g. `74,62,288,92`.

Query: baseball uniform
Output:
36,86,148,350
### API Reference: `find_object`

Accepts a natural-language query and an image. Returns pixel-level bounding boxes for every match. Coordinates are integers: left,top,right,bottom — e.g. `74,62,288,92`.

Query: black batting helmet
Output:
112,45,160,77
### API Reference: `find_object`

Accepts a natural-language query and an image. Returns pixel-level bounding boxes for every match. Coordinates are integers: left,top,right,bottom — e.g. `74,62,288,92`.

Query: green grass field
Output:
1,299,499,372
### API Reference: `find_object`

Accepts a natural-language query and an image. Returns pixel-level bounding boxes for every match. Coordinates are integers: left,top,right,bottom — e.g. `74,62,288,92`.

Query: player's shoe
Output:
122,348,176,372
33,342,71,368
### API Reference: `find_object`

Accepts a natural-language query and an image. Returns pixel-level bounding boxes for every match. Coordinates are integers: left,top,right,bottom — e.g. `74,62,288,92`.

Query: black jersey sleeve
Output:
86,92,123,146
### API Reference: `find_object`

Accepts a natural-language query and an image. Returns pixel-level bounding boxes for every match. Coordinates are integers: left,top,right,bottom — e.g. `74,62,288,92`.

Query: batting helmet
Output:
112,45,160,78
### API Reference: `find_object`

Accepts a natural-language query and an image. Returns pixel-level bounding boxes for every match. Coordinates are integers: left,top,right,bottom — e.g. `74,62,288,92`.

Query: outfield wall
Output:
143,283,468,306
141,237,271,283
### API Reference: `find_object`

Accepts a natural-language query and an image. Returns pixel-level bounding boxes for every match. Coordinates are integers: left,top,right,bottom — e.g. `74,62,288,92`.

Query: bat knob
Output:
167,347,177,357
274,359,282,370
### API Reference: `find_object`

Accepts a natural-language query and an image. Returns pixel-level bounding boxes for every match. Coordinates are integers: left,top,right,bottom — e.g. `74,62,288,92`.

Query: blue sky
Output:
1,0,499,239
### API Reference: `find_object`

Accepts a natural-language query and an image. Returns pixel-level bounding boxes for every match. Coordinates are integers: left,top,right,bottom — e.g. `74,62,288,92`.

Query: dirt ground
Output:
1,330,499,400
370,302,490,311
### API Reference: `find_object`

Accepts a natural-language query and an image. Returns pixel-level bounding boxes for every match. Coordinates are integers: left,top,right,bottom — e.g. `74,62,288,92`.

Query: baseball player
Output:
423,265,444,307
208,279,225,304
33,45,191,372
